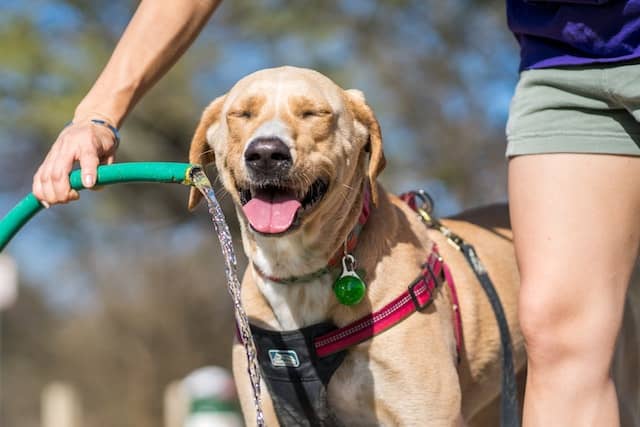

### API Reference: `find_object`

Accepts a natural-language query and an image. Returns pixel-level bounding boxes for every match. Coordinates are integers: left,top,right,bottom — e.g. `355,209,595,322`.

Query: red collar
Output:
313,244,463,361
327,186,371,267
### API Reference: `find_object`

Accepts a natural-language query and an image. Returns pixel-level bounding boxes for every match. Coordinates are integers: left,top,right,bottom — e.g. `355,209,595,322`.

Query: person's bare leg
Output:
509,154,640,427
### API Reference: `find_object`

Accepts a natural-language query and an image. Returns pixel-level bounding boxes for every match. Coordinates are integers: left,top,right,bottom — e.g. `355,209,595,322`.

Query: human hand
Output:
32,119,119,206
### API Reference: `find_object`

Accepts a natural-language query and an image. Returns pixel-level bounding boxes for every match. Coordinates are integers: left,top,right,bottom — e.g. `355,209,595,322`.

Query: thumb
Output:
79,150,100,188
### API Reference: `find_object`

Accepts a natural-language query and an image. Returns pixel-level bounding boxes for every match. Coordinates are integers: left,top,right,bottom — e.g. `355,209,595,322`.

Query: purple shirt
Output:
507,0,640,70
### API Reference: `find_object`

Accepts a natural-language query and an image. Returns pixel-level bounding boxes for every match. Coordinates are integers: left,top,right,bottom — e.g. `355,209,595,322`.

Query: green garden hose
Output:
0,162,200,251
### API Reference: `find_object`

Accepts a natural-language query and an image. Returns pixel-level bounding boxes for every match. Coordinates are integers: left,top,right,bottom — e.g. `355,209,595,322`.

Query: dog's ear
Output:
345,89,386,206
188,94,227,211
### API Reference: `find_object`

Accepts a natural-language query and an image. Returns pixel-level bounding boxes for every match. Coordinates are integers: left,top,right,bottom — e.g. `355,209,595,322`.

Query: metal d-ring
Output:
414,189,434,214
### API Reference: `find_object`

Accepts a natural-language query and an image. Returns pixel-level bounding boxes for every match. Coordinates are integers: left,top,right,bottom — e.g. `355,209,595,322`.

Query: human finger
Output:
32,168,48,206
49,140,77,202
39,143,64,204
79,145,101,189
67,189,80,201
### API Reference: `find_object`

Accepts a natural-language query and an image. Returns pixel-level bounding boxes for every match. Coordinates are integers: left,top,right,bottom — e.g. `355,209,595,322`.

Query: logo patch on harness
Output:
268,349,300,368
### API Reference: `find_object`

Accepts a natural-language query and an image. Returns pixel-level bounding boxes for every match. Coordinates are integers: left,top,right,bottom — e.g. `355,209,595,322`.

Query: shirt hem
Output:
506,133,640,157
520,52,640,71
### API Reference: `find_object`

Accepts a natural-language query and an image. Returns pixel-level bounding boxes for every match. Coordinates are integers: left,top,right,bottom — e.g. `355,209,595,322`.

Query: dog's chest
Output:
248,233,337,329
256,275,335,329
251,232,329,276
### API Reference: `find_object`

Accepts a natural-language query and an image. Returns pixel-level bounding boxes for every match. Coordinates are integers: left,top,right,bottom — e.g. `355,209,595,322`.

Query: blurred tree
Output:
0,0,518,425
1,281,59,427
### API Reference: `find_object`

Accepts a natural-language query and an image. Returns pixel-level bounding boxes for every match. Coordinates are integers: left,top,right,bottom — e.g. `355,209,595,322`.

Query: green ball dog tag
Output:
333,254,366,306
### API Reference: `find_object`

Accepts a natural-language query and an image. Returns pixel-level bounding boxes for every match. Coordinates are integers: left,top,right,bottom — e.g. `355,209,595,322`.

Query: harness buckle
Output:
408,279,430,311
408,263,439,311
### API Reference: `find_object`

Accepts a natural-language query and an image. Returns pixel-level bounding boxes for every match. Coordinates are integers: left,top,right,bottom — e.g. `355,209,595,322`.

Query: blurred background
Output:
0,0,520,425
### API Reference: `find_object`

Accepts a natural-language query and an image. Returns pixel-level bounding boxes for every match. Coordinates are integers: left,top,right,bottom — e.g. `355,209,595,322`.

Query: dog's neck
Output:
251,187,371,284
239,183,371,329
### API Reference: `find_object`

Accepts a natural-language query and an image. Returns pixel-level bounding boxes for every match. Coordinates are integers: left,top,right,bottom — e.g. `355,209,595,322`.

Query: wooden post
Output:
164,380,188,427
0,255,17,311
41,382,82,427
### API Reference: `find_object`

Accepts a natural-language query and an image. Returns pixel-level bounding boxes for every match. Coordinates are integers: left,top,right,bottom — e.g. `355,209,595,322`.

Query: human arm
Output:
33,0,222,205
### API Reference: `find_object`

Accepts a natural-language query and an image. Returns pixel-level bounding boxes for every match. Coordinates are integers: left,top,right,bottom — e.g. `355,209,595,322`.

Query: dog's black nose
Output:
244,137,292,174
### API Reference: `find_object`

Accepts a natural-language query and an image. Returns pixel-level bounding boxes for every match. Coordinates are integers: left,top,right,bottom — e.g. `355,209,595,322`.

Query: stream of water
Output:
190,167,265,427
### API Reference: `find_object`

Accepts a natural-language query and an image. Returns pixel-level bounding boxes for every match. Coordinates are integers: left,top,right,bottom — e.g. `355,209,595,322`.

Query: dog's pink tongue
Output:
242,190,301,234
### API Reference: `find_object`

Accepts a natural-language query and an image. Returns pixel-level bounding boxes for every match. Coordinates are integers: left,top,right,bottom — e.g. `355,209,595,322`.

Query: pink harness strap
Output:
314,245,463,360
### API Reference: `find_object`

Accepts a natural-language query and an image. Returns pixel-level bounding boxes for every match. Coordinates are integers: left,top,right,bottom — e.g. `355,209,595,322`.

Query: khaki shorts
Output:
506,61,640,157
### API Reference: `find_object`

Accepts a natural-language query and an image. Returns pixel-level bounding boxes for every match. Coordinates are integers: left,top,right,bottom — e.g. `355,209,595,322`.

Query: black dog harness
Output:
250,323,346,427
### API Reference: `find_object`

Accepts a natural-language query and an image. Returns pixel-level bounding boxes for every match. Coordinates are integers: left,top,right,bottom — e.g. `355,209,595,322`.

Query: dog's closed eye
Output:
229,110,253,119
300,109,332,119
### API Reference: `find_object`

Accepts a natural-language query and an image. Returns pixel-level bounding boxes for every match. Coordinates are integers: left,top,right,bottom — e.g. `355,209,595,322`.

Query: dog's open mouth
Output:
239,179,328,235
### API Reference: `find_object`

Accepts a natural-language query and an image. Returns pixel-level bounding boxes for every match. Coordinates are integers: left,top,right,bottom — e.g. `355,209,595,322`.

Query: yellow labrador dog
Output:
187,66,640,426
187,66,527,426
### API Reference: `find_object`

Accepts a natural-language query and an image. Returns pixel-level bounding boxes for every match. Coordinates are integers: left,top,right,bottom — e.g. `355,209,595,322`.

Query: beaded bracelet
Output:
65,119,121,146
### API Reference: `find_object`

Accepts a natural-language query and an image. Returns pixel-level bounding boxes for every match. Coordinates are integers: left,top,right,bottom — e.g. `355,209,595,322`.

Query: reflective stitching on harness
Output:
314,292,417,347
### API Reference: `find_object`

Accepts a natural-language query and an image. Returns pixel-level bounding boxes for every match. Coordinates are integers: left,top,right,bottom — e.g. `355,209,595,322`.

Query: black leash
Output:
404,190,520,427
460,243,520,427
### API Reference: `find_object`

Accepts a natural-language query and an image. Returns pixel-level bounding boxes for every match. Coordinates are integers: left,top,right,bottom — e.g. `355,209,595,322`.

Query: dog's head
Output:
188,66,385,241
